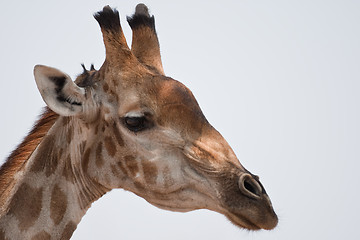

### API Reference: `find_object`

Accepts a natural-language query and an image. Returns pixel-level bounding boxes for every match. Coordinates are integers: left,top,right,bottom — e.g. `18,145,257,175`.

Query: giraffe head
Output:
33,5,277,230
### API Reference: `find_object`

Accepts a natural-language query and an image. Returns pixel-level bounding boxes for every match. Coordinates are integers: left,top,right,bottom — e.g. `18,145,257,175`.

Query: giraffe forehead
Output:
157,79,198,105
114,77,203,116
155,80,208,131
149,78,204,118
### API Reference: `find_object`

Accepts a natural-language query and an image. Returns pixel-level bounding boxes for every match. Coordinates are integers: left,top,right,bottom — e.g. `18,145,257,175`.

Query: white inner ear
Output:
34,65,86,116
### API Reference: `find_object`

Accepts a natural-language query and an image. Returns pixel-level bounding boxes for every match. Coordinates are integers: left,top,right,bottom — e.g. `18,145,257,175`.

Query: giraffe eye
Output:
124,116,147,132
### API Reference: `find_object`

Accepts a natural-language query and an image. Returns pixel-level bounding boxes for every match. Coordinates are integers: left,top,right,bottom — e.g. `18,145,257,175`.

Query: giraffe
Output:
0,4,278,239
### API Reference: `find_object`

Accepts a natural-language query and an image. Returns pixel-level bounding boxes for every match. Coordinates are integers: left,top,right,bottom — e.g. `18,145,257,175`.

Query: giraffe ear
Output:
34,65,86,116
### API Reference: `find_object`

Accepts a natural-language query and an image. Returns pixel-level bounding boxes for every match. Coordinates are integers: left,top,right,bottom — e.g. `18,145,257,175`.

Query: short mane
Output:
0,107,58,205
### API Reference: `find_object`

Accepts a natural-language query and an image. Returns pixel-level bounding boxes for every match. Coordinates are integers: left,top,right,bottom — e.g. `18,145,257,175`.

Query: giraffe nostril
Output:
244,180,257,195
239,174,262,199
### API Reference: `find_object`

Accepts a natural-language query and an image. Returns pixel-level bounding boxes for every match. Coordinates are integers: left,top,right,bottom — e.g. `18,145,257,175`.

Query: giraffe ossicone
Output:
0,4,278,239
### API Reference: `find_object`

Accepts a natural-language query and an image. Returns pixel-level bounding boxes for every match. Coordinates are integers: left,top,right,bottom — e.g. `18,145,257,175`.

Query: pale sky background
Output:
0,0,359,239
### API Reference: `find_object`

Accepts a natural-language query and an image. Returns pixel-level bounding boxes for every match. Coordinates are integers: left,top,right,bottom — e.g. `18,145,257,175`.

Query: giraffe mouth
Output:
224,212,261,230
220,197,278,231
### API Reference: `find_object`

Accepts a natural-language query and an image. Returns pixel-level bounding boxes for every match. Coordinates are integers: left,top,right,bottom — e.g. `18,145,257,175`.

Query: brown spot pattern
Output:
112,78,119,87
50,184,67,225
30,135,59,177
109,89,119,103
79,141,86,153
103,82,109,92
60,221,77,240
104,136,116,157
142,161,158,184
124,155,138,177
57,148,64,162
0,229,9,240
66,125,73,144
112,122,124,146
8,183,43,231
134,181,146,192
95,143,104,168
103,107,110,114
94,123,100,135
31,231,51,240
117,161,128,175
62,155,76,183
62,117,70,126
82,148,91,172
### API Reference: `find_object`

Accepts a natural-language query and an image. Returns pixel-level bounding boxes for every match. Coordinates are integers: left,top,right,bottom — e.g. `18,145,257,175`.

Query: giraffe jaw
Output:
139,186,219,214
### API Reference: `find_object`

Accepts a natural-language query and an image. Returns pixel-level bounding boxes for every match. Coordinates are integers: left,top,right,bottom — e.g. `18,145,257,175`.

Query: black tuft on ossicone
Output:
127,14,156,32
94,5,121,32
81,64,88,74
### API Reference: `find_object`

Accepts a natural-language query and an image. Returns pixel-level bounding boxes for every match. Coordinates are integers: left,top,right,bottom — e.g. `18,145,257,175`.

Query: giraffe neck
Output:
0,114,108,240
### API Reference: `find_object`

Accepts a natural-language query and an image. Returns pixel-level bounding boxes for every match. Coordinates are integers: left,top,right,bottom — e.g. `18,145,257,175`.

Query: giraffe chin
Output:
223,207,278,231
225,213,261,230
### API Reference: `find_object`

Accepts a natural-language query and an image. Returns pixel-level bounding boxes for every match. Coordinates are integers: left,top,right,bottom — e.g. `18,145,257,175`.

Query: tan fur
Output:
131,24,164,74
